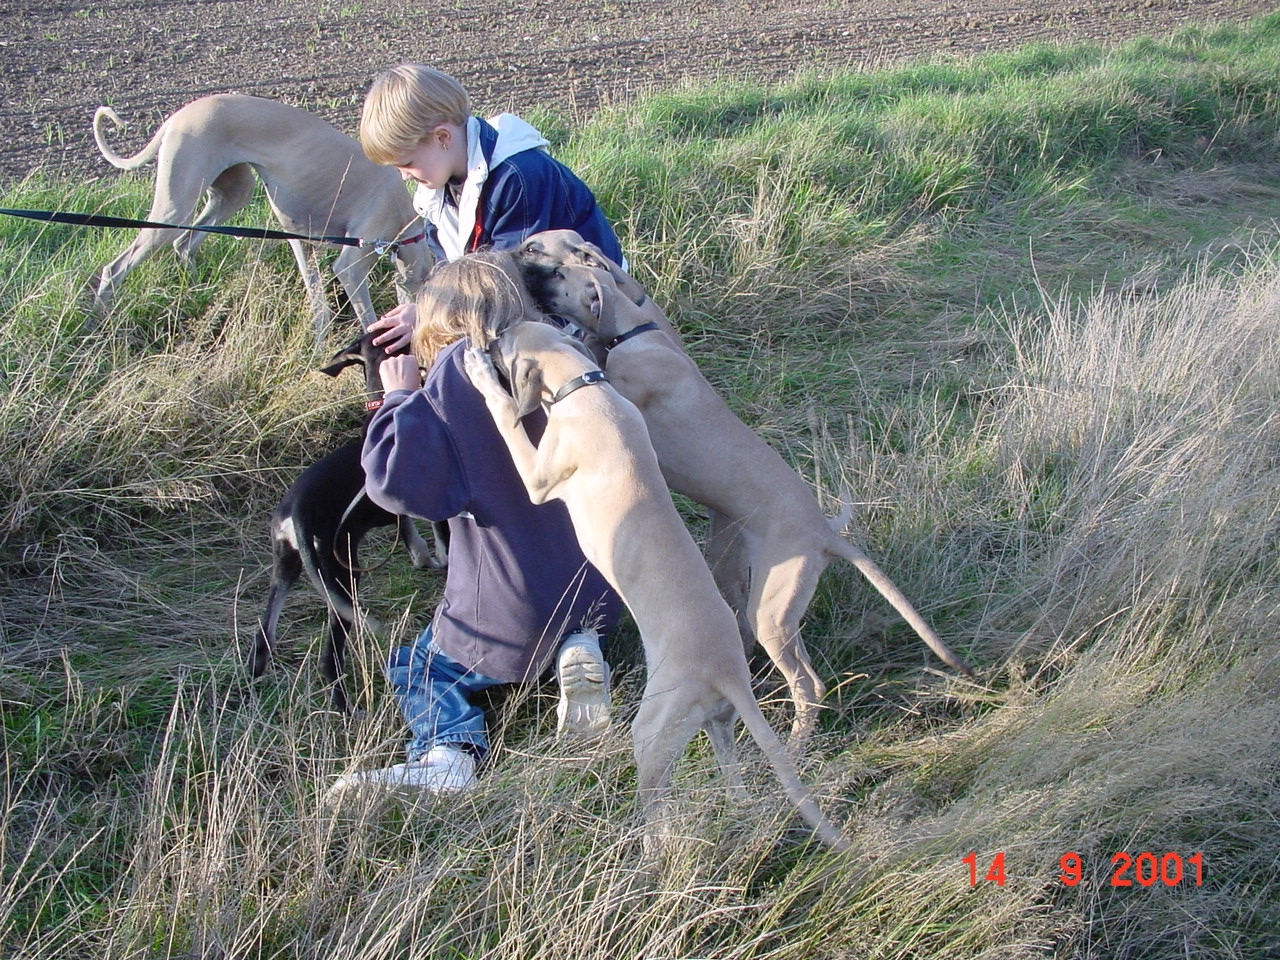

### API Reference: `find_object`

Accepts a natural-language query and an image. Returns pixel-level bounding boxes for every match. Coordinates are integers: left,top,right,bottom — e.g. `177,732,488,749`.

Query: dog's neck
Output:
537,349,608,406
550,369,609,404
604,321,659,350
593,297,650,345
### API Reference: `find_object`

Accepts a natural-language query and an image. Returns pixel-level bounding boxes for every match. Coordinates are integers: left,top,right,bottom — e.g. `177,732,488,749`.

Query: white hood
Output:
414,114,550,261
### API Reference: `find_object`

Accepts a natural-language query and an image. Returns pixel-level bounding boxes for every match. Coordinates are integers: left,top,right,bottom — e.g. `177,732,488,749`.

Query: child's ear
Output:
433,125,452,150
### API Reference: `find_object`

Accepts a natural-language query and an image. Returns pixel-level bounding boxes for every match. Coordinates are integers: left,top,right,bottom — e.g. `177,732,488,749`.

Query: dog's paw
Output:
463,347,497,390
464,348,519,424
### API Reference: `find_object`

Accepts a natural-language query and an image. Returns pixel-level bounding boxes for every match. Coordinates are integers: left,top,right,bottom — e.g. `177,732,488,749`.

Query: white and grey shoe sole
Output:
556,641,612,735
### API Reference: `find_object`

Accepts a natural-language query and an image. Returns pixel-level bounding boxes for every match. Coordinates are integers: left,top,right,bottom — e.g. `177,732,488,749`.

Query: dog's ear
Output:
319,354,363,378
575,241,647,305
320,335,368,377
585,269,618,336
510,356,546,419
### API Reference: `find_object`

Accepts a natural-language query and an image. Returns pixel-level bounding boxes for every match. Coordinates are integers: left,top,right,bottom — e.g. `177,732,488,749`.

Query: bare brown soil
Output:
0,0,1274,186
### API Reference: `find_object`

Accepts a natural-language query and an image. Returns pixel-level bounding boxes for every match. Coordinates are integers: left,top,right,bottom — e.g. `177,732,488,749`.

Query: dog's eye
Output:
553,268,564,280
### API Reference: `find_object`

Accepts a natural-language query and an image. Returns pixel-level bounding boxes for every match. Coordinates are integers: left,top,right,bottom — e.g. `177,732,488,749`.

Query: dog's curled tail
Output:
93,106,165,170
826,529,975,678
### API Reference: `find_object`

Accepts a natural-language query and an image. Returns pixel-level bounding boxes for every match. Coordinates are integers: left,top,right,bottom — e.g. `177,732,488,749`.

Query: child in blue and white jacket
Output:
359,63,624,352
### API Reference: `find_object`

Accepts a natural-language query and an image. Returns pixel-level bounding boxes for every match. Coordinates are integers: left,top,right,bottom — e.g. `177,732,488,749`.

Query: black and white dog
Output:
251,334,447,711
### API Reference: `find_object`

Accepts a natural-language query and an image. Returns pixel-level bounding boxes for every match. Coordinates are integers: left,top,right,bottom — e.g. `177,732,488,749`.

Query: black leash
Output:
0,206,425,256
333,489,402,574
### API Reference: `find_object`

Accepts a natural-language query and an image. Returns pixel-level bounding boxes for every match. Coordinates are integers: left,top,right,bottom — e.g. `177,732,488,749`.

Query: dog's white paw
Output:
463,347,498,391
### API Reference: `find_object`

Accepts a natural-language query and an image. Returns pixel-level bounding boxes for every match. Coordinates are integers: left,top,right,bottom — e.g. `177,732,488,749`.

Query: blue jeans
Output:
386,626,505,763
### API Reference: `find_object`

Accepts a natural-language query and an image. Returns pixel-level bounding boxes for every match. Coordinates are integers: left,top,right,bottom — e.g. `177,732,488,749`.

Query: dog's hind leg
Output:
706,512,755,653
96,161,255,311
317,529,364,713
321,608,352,714
332,244,381,331
702,699,751,802
177,163,255,264
95,227,184,311
632,686,708,853
252,520,305,677
744,548,828,750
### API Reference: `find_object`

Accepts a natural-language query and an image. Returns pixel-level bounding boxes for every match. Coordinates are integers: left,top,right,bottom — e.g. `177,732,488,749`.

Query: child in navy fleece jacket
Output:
327,252,622,799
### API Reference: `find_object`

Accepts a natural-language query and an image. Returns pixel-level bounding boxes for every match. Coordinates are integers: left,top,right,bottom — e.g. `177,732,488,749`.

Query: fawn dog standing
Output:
91,94,430,336
465,320,850,852
515,232,974,745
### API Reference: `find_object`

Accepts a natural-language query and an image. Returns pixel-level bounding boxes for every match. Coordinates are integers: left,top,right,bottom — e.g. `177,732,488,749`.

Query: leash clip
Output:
364,238,398,258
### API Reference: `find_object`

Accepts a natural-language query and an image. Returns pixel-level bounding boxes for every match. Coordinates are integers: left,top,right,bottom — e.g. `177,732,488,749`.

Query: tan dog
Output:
464,320,849,853
513,229,683,348
518,249,974,745
92,94,430,336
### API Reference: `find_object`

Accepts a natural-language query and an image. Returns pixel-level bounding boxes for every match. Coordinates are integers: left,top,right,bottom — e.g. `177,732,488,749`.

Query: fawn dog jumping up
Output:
465,320,850,852
515,232,973,746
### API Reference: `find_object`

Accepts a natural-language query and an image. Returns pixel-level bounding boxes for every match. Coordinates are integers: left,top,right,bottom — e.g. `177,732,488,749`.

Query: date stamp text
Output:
964,851,1205,888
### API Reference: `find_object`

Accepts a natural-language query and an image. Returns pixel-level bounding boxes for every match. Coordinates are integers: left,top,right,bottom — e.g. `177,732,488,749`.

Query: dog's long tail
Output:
289,515,368,629
93,106,165,170
825,522,974,677
722,682,852,852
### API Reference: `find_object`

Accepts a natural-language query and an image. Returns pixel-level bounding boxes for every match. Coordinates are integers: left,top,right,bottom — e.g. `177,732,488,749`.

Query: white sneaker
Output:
556,629,611,735
326,744,477,803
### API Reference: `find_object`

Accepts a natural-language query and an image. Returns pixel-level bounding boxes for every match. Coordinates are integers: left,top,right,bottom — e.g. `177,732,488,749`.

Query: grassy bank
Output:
3,13,1280,959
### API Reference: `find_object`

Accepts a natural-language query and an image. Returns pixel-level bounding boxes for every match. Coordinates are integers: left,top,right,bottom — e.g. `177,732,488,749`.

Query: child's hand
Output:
379,353,422,393
370,303,418,354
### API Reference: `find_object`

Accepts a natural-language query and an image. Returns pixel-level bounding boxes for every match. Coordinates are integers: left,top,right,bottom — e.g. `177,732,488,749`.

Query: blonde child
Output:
360,64,624,352
329,252,620,796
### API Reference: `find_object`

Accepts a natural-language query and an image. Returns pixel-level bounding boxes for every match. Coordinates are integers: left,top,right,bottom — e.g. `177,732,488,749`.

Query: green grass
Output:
4,13,1280,959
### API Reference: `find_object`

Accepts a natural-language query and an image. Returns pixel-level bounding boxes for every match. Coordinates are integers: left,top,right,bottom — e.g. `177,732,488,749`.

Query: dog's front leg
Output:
287,240,336,339
463,348,576,503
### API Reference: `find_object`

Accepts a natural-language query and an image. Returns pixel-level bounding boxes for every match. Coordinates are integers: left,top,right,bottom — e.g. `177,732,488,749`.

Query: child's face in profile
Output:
396,123,466,190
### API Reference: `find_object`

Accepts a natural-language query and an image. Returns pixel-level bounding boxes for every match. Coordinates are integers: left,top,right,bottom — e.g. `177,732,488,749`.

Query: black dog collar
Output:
550,369,609,404
605,321,659,350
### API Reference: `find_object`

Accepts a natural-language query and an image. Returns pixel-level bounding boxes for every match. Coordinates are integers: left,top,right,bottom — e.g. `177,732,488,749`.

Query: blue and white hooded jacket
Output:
412,113,624,264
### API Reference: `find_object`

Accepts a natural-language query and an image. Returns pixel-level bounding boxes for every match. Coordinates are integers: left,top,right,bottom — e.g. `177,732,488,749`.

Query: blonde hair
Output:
412,251,536,367
360,64,472,165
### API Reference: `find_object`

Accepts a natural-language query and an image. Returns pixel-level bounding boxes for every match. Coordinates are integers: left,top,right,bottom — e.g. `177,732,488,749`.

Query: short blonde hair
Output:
360,64,472,165
412,251,536,367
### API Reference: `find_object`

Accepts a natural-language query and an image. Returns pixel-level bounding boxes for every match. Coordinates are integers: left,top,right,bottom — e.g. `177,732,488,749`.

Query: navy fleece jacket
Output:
361,338,622,682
